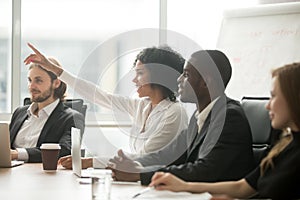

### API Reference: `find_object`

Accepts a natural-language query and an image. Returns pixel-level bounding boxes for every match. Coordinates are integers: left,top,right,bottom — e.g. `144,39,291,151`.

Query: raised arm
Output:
24,43,138,115
24,43,63,76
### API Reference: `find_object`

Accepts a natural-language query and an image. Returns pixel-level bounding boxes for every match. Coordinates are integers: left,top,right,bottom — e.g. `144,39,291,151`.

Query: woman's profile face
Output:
266,77,295,130
132,60,152,98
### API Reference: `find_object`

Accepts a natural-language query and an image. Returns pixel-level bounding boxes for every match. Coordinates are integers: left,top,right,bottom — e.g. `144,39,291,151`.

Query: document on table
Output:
113,189,212,200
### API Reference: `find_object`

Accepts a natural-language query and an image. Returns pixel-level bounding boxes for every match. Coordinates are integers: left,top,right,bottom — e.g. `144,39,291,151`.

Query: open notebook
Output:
0,122,24,167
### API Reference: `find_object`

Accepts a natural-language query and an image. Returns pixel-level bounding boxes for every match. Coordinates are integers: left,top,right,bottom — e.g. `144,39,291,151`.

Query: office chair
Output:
23,97,87,118
241,97,272,166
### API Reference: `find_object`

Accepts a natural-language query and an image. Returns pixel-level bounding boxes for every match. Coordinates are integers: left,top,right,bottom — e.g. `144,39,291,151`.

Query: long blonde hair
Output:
260,63,300,174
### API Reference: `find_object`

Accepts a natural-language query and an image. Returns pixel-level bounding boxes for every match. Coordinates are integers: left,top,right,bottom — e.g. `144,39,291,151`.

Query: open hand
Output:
24,43,63,76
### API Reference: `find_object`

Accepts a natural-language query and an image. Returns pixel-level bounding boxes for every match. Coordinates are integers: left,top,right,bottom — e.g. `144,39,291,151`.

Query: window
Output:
1,0,263,120
0,0,12,113
168,0,259,101
20,0,159,121
168,0,258,49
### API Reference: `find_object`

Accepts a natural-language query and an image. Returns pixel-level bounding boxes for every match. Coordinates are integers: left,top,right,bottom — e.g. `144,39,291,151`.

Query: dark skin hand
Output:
108,149,141,182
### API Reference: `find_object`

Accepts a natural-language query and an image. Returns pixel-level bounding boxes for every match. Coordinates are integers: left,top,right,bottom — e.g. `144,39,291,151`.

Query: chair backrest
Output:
23,97,87,118
63,99,87,118
241,97,272,166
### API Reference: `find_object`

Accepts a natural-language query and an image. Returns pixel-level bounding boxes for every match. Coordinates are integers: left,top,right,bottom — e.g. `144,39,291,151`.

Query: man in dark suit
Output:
10,58,84,163
109,50,254,185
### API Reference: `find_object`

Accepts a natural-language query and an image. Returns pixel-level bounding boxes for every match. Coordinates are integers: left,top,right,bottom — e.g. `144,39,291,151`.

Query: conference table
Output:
0,163,211,200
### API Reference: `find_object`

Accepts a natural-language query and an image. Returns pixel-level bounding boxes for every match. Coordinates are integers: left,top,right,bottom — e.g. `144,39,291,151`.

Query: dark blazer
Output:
9,101,85,163
137,95,255,185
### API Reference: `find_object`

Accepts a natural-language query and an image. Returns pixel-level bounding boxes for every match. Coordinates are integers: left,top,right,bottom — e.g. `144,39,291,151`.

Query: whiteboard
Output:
216,2,300,99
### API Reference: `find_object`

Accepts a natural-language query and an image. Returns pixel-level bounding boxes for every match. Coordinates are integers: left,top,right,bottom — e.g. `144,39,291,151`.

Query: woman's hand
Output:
210,194,235,200
24,43,63,76
149,172,189,192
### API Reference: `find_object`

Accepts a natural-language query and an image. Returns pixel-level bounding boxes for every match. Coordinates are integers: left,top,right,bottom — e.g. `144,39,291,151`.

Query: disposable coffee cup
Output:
40,143,61,171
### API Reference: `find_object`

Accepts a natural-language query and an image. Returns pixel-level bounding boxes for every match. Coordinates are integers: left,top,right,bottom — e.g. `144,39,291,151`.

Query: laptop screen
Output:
0,122,24,167
71,127,83,176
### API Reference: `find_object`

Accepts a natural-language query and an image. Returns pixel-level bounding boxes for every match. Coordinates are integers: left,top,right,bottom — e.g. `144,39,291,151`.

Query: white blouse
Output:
60,71,188,155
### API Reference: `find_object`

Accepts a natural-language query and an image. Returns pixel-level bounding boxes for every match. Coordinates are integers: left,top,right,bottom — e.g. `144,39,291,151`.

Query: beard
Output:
30,86,54,103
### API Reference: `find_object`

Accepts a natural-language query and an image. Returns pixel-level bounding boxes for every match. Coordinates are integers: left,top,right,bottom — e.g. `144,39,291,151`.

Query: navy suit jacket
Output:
137,95,255,185
9,101,85,163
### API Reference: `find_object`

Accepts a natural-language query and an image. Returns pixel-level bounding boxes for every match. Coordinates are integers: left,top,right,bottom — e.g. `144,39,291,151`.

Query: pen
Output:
132,186,155,198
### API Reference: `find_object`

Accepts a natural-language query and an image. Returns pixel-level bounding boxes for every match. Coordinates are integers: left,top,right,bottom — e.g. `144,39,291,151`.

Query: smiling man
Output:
109,50,255,185
9,58,84,163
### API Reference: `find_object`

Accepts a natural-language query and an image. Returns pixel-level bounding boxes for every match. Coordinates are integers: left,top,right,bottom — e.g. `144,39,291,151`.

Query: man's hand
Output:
10,149,18,160
58,155,93,169
108,149,142,182
110,168,141,182
58,155,73,169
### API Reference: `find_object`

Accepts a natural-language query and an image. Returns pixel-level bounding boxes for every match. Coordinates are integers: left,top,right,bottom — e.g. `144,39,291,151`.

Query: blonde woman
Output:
150,63,300,200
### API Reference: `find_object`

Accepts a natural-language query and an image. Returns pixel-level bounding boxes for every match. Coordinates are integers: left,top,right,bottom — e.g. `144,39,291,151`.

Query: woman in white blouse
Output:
25,43,189,169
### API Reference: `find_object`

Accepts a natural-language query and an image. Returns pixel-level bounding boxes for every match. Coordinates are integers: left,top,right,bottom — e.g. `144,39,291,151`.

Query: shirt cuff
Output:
140,171,155,186
60,70,76,87
134,161,143,167
93,157,110,169
16,148,29,162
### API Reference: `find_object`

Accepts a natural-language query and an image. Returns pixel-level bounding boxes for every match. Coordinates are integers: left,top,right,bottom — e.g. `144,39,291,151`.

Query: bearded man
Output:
9,58,84,163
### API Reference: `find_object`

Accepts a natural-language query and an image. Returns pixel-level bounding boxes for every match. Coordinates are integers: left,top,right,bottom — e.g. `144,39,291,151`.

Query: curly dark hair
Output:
133,45,185,102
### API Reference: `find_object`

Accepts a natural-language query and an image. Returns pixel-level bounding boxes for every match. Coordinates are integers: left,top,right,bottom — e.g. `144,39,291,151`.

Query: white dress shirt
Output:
194,97,219,133
13,99,59,161
132,97,221,169
60,71,188,163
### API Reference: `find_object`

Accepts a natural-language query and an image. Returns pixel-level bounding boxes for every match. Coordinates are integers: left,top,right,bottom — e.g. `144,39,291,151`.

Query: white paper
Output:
112,189,212,200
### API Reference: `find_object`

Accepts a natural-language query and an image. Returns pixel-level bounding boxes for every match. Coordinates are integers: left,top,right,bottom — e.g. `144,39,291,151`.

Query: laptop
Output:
71,127,92,177
0,122,24,168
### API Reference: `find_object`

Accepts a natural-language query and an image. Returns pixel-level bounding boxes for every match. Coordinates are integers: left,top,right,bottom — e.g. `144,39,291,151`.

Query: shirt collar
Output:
154,98,175,112
144,97,175,113
195,96,220,133
27,98,60,117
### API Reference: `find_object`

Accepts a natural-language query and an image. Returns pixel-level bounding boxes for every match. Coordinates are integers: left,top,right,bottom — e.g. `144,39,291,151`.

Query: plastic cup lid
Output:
40,143,61,149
